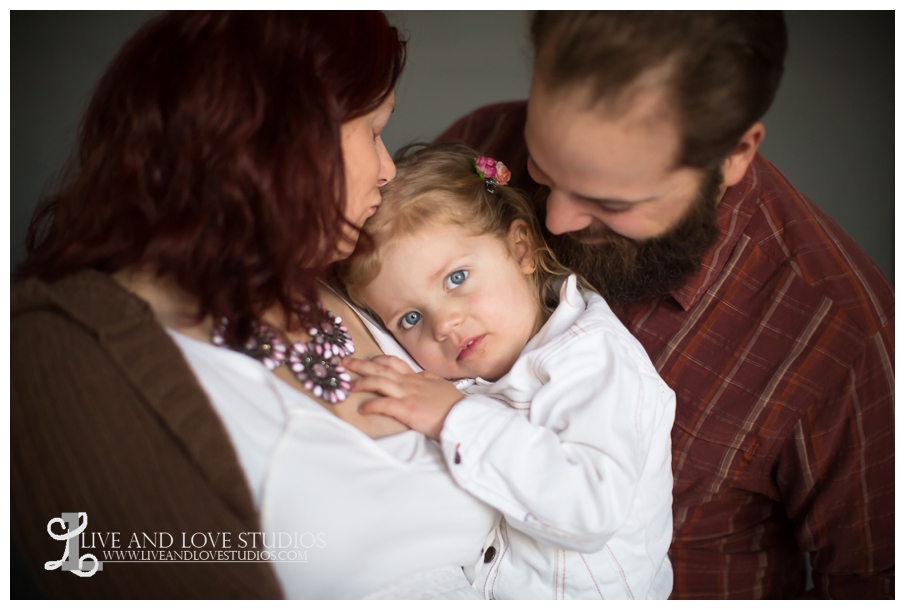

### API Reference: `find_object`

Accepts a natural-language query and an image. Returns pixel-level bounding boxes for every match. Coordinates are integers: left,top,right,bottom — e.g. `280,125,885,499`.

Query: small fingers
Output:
342,357,397,379
344,354,415,377
350,373,404,399
358,397,413,425
368,355,417,375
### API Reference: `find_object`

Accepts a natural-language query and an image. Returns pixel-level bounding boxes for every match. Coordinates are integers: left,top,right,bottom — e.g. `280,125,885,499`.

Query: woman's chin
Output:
328,238,358,263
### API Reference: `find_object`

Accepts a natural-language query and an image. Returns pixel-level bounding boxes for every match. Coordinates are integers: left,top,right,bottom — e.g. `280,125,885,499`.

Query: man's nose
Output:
544,189,594,235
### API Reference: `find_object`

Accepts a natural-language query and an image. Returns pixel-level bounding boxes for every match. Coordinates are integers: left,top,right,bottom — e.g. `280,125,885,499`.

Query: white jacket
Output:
440,275,676,599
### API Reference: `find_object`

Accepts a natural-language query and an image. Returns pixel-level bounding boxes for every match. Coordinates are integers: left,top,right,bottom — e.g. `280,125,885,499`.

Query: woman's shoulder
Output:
12,269,188,384
13,269,154,333
12,269,206,416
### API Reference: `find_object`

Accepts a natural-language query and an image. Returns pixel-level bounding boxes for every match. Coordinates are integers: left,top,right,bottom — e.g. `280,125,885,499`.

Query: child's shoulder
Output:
539,285,659,375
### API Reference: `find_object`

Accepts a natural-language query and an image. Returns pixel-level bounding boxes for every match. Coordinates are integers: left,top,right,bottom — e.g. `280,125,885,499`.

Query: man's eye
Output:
400,311,421,330
596,202,633,213
446,270,468,290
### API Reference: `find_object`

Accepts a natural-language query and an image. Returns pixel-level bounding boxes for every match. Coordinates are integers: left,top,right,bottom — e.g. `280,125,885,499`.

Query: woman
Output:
12,12,496,599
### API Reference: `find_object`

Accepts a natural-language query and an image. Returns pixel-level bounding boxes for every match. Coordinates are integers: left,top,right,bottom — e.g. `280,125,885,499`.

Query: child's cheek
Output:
469,285,508,319
399,334,431,371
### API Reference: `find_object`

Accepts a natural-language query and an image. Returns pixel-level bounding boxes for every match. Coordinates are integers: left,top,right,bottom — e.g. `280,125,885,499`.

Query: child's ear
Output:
508,219,537,274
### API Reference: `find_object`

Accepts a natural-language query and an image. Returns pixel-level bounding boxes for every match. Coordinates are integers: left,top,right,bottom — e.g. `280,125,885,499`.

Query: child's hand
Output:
343,355,463,440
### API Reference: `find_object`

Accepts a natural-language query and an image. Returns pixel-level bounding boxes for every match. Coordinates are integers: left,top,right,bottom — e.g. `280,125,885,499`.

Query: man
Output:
437,11,893,599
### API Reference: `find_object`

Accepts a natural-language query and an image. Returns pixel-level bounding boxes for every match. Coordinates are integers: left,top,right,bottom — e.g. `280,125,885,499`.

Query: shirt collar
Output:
668,154,763,311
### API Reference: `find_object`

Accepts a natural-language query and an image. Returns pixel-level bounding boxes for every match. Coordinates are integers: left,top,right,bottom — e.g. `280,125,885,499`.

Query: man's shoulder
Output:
739,154,893,338
436,101,533,191
436,100,527,144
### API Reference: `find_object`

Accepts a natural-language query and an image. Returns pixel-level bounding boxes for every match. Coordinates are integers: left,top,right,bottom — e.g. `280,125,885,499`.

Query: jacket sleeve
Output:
11,308,284,599
777,320,895,599
439,325,674,553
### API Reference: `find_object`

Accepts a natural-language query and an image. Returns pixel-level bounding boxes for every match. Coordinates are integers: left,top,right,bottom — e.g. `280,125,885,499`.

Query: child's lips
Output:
456,335,485,362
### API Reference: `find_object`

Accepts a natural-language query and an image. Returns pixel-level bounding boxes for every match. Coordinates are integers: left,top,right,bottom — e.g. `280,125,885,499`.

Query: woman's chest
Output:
262,414,497,598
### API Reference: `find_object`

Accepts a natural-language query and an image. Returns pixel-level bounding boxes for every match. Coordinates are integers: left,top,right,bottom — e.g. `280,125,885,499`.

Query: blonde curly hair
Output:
339,142,577,317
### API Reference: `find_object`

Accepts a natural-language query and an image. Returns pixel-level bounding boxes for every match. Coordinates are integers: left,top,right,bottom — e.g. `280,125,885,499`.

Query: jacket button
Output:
483,546,496,563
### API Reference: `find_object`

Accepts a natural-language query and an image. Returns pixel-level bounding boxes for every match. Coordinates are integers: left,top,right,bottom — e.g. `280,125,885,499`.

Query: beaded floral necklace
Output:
211,302,354,404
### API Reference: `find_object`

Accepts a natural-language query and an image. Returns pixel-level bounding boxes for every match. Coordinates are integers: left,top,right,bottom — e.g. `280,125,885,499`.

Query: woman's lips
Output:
456,335,485,362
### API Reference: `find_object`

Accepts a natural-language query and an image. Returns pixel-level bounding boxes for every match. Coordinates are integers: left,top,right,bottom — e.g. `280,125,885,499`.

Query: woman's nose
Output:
377,138,396,187
544,189,593,235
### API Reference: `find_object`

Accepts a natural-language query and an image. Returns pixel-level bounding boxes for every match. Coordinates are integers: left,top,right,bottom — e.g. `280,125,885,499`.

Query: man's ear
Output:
508,219,537,274
722,122,765,188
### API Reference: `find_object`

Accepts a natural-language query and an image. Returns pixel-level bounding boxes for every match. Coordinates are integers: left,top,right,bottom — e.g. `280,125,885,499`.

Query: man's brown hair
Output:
531,11,787,169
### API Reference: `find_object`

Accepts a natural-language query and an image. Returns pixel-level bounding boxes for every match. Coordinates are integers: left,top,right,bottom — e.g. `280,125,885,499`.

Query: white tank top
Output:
168,329,497,599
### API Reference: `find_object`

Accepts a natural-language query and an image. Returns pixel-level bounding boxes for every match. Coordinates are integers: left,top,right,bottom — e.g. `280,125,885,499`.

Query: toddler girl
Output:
340,143,675,599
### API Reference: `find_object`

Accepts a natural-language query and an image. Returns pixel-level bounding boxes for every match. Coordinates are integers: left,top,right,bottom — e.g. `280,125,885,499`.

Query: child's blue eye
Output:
446,270,468,290
400,311,422,330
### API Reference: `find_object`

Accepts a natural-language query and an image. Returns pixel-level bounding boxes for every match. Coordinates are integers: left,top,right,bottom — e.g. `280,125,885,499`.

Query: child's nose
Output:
431,309,462,342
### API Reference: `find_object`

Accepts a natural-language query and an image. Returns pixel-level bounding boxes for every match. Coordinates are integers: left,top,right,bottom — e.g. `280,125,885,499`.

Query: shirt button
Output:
483,546,496,563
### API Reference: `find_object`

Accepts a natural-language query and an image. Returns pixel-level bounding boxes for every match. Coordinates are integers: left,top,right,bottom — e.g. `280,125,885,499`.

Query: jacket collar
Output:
12,269,262,530
526,274,586,351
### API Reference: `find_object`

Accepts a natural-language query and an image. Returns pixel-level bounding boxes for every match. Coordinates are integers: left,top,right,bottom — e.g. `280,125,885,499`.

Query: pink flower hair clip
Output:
474,156,512,194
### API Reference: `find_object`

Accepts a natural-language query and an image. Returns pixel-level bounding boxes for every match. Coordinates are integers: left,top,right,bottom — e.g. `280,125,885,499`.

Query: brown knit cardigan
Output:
11,270,283,599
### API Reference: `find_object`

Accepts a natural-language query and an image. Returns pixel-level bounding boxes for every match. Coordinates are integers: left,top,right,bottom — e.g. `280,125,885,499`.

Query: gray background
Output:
11,10,894,283
6,10,896,599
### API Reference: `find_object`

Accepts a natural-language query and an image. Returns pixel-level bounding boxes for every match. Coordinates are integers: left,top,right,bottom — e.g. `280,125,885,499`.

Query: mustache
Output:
562,223,642,266
567,224,614,242
535,163,724,309
567,223,635,247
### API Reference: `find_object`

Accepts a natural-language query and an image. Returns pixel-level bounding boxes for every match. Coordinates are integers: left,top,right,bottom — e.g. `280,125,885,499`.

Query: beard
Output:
540,165,723,309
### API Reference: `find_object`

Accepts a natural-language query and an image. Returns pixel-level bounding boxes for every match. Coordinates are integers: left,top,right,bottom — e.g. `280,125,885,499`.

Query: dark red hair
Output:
19,11,406,340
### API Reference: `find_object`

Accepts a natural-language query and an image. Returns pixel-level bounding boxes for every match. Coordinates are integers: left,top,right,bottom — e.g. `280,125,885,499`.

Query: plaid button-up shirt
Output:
437,101,894,599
